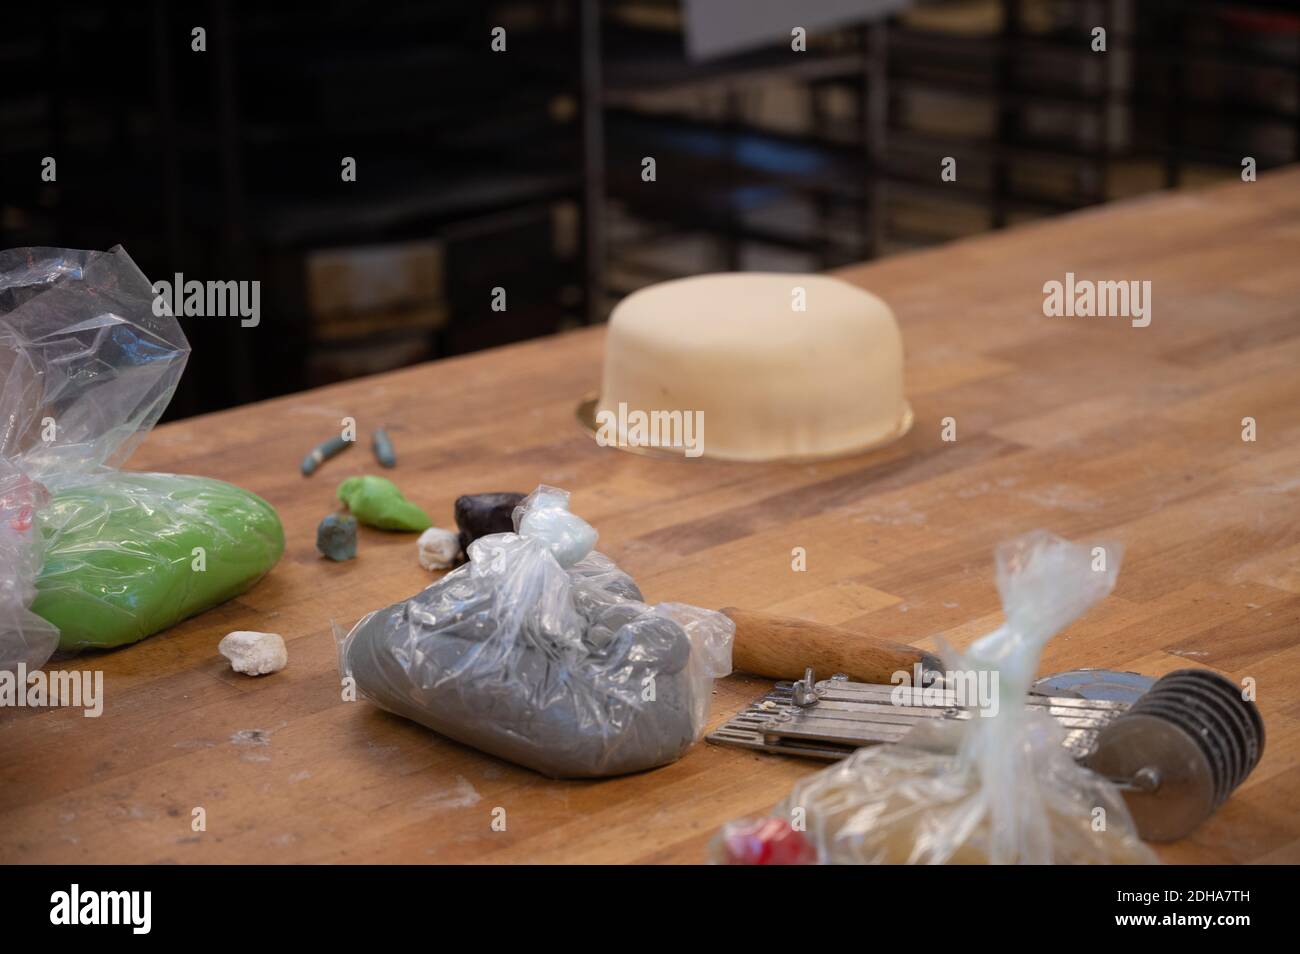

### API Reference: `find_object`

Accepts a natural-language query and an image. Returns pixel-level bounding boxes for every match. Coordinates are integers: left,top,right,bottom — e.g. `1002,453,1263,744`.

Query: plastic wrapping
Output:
0,247,187,476
0,460,58,670
339,486,734,778
1,246,282,663
712,531,1159,865
32,473,284,650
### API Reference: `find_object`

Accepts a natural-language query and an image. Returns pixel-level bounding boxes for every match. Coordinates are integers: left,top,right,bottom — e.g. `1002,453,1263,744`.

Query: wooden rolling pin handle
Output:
722,607,942,686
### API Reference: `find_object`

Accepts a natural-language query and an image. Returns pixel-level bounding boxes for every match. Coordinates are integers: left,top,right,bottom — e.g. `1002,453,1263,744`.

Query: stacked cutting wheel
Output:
1087,668,1264,842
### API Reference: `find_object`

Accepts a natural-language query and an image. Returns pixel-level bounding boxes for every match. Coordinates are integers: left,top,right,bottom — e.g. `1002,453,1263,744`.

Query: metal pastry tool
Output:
1083,669,1264,842
1031,668,1155,703
709,667,1263,842
709,669,1128,761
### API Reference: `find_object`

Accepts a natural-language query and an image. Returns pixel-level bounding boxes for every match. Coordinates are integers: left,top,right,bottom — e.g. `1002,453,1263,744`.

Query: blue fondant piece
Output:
317,512,358,561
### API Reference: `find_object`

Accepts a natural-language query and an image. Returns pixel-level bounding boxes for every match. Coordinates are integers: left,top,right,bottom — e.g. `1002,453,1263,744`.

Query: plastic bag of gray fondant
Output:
337,486,734,778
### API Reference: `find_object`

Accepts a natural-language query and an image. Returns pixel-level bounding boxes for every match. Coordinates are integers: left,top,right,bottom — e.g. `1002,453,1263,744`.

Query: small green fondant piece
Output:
32,473,286,651
337,475,431,531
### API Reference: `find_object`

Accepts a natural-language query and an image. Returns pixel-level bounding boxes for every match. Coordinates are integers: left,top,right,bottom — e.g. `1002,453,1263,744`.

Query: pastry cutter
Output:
714,611,1264,842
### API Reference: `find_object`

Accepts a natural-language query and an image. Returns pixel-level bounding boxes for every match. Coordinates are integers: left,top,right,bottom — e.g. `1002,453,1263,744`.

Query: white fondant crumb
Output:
417,527,460,570
219,631,288,676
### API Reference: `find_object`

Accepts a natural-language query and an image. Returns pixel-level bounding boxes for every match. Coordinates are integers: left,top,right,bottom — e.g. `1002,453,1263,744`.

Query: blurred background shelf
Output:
1,0,1296,417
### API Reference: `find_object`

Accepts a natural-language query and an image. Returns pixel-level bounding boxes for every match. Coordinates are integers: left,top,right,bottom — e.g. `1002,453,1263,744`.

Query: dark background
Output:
1,0,1297,419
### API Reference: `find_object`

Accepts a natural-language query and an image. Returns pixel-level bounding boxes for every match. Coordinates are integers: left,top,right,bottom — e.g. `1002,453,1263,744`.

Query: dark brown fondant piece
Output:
454,492,527,560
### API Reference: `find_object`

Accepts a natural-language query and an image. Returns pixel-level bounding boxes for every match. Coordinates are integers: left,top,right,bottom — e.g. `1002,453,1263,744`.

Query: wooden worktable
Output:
4,170,1299,865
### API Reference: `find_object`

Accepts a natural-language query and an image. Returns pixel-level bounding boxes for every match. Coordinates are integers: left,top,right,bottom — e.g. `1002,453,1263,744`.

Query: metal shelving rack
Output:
3,0,1298,410
584,0,1300,306
1,0,591,414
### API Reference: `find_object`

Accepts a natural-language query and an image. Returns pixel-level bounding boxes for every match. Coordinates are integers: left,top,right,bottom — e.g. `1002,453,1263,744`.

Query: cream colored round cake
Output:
595,273,911,462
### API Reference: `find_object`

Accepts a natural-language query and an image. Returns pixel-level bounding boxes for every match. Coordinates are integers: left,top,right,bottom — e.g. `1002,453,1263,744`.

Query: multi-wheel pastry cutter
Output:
708,655,1264,842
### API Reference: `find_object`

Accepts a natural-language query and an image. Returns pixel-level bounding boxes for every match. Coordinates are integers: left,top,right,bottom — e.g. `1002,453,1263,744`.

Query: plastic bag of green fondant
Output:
0,246,283,662
0,460,58,670
33,474,284,650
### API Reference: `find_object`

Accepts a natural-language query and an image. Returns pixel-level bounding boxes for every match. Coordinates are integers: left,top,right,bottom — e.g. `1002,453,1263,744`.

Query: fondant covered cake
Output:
596,273,911,461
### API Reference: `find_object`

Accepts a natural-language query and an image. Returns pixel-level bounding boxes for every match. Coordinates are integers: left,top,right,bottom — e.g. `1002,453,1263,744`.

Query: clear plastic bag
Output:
0,247,188,477
1,245,285,663
712,531,1158,865
1,246,190,669
338,486,734,778
0,459,58,670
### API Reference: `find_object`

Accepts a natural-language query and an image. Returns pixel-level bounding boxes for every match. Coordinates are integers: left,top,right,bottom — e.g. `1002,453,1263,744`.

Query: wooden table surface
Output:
4,170,1299,865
